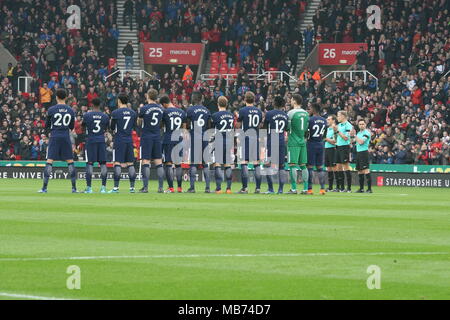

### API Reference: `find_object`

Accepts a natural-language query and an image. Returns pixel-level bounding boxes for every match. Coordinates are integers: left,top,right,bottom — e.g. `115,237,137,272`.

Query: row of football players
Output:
38,88,372,194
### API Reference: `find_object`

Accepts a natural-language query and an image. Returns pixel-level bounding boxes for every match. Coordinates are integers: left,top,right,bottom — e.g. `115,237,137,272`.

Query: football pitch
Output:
0,179,449,300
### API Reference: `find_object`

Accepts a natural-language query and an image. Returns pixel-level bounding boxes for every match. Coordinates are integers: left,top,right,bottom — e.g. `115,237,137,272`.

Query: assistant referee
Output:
351,119,372,193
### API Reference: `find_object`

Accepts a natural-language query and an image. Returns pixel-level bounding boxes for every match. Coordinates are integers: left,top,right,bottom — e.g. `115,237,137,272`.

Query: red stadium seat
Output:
219,65,228,74
210,66,218,75
220,52,227,60
219,55,227,65
210,52,219,60
211,58,220,66
229,67,238,75
229,67,238,79
268,67,278,81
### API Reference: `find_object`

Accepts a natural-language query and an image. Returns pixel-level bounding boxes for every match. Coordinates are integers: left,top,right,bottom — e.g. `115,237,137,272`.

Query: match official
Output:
352,119,373,193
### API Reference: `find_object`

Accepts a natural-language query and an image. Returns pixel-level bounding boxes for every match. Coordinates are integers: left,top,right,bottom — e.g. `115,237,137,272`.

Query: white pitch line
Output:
0,252,448,262
0,292,75,300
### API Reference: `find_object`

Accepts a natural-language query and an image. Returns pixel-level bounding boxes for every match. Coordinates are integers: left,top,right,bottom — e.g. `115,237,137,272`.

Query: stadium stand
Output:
307,0,449,164
0,0,448,164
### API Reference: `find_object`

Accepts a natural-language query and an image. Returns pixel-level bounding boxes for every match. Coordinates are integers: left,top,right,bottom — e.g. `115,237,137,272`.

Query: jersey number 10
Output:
248,114,260,128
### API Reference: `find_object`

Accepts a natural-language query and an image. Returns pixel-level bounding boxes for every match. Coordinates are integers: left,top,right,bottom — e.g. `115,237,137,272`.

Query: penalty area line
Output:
0,292,76,300
0,252,448,262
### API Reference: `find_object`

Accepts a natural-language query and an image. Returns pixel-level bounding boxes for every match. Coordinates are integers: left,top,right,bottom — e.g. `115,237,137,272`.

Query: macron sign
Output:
142,42,204,65
318,43,368,65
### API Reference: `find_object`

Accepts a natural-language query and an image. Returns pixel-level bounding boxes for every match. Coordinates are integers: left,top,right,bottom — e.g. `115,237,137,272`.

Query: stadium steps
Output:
116,0,141,72
282,0,321,89
201,0,322,92
293,0,322,80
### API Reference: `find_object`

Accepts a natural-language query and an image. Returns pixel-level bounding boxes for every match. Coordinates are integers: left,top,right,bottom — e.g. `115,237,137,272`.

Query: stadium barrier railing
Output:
104,69,153,82
322,70,378,88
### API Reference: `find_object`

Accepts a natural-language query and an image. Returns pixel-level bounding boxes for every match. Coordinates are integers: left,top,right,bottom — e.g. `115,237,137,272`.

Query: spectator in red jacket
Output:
139,25,151,42
87,87,99,107
411,86,423,107
150,6,163,22
209,24,221,52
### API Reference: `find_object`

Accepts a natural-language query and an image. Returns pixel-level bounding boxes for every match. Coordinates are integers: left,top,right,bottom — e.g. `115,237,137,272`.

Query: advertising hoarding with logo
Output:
142,42,204,65
318,43,368,65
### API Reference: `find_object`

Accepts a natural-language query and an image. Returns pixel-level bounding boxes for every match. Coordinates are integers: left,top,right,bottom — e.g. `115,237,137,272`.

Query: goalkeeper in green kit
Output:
287,94,309,194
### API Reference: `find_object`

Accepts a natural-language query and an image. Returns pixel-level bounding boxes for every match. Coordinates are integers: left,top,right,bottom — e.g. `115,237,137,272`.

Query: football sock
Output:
42,162,52,189
254,164,262,189
215,166,223,190
100,163,107,186
225,166,232,189
289,166,297,190
359,173,365,190
165,165,174,188
189,165,197,189
328,171,334,189
338,171,344,190
114,165,121,188
317,168,326,189
366,173,372,190
300,165,309,191
175,165,182,188
241,164,249,189
307,168,313,190
68,162,77,189
266,167,274,192
142,164,150,189
156,164,164,189
278,167,286,192
128,165,136,188
86,163,93,188
346,170,352,190
203,164,211,190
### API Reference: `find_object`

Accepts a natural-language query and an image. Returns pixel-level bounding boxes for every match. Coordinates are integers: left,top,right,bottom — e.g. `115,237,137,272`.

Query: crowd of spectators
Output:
306,0,450,164
0,0,449,165
134,0,306,73
0,0,119,87
0,0,119,161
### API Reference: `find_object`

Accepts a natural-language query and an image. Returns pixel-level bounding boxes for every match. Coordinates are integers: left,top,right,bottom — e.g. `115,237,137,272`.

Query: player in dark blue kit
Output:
160,95,187,193
137,89,165,193
186,91,212,193
237,91,263,194
38,88,77,193
307,103,327,195
263,96,289,194
211,96,235,194
109,93,138,193
82,98,110,194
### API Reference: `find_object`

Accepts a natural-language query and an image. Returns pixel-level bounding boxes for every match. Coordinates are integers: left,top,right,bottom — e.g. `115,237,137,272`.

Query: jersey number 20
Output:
54,113,72,127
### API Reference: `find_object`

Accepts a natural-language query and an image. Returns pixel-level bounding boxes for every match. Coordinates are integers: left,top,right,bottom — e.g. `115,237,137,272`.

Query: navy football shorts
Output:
238,136,260,162
85,142,107,163
113,141,135,163
47,137,73,161
307,142,325,167
189,138,210,164
140,137,162,160
163,141,184,163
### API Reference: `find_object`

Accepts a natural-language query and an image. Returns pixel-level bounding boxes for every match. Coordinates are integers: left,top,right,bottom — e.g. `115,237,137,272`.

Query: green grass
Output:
0,179,449,300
